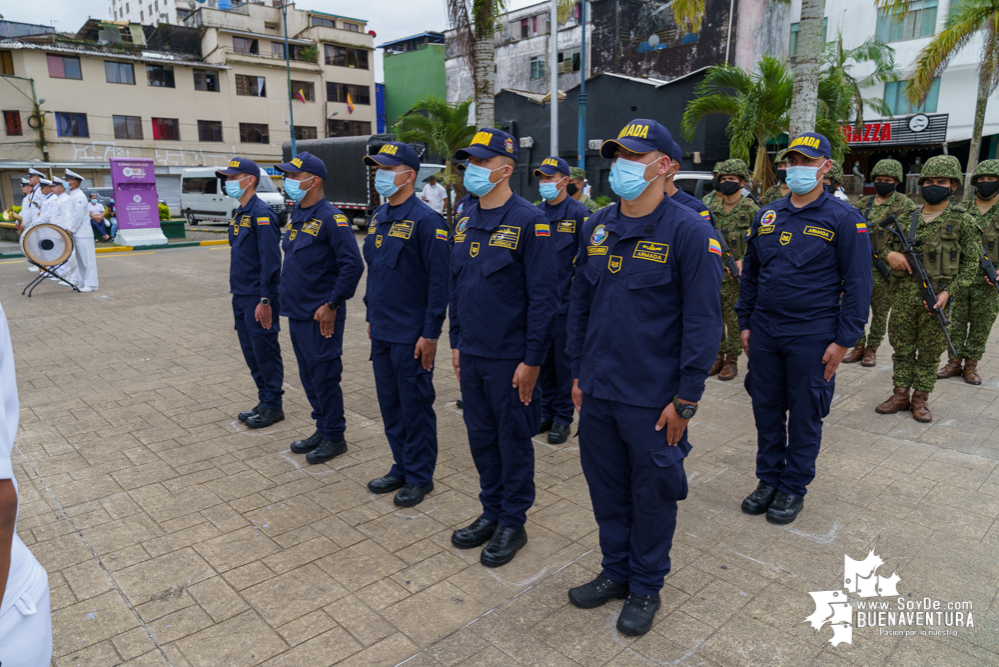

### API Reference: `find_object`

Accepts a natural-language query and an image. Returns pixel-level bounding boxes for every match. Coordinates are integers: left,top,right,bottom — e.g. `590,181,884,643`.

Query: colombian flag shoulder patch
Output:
699,210,711,219
256,217,270,225
436,229,448,240
535,223,550,237
708,238,722,256
856,222,868,234
335,214,350,227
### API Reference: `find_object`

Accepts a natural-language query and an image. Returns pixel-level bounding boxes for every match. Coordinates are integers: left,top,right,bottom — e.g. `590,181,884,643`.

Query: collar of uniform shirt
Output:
384,193,417,221
235,194,259,215
467,192,518,231
292,198,326,220
605,196,671,240
543,196,569,220
781,188,831,213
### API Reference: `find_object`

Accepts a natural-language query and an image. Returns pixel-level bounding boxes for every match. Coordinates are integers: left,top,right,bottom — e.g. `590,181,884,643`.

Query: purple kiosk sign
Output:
110,158,167,246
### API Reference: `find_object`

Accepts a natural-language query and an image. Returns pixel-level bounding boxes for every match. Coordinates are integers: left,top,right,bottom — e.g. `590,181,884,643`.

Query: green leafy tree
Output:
447,0,506,128
823,31,898,131
790,0,827,136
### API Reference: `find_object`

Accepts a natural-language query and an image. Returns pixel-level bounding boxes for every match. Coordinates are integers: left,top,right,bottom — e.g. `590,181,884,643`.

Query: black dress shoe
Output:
305,439,347,464
766,491,804,524
548,422,570,444
568,575,628,609
538,417,554,433
741,481,778,515
451,516,498,549
456,398,464,409
238,403,262,423
394,482,434,507
368,475,404,494
480,526,527,567
617,593,661,636
290,431,323,454
245,407,284,429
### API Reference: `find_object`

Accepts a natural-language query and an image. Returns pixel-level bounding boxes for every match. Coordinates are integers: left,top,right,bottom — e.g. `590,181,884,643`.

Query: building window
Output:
236,75,267,97
55,112,89,137
530,56,545,80
884,77,940,115
113,114,143,139
3,110,22,136
146,64,175,87
327,119,371,137
558,49,580,73
344,22,360,32
47,54,82,79
0,51,13,76
326,82,370,105
324,45,369,69
311,16,335,28
290,80,315,101
295,126,318,140
877,0,938,42
104,61,135,84
193,69,219,91
197,120,223,142
233,37,259,55
239,122,269,143
789,18,829,57
151,117,180,140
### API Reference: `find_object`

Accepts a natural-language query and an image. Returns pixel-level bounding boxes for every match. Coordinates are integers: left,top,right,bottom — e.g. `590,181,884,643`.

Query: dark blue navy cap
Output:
670,142,683,163
785,132,831,159
216,157,261,180
455,128,519,162
600,119,673,159
364,141,420,172
275,151,328,180
533,156,570,177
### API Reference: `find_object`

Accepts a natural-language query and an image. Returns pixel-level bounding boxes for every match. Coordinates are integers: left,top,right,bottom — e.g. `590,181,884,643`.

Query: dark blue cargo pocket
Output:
811,374,834,419
402,368,436,407
651,445,688,501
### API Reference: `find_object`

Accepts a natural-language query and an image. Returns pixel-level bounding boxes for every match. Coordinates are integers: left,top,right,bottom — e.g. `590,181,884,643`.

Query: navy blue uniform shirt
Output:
538,195,589,315
363,194,451,343
669,187,713,226
449,192,558,366
229,194,282,299
567,197,723,407
280,199,364,320
453,194,475,222
735,191,873,347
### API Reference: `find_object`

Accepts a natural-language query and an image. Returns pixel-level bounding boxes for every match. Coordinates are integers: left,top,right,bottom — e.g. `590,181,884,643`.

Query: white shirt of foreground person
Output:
68,185,98,291
421,181,447,214
0,303,53,667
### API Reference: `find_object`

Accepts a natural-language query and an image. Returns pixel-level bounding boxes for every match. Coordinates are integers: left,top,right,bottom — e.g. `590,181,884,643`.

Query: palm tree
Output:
392,95,478,225
823,31,898,131
672,0,707,33
789,0,827,136
879,0,999,197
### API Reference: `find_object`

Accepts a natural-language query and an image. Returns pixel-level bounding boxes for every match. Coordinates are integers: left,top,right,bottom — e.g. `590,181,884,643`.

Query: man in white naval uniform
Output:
45,179,77,287
0,301,53,667
18,170,45,273
65,170,98,292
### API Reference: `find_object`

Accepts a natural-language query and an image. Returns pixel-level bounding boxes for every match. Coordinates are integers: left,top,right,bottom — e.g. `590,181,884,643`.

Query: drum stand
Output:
22,260,80,297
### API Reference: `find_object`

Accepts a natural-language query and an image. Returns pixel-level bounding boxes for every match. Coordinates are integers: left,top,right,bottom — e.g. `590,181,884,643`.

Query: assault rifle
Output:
980,246,999,295
716,229,740,281
871,215,894,279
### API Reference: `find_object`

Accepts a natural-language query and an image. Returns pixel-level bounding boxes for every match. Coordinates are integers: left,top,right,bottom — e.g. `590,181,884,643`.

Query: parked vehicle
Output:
674,171,716,201
180,168,286,225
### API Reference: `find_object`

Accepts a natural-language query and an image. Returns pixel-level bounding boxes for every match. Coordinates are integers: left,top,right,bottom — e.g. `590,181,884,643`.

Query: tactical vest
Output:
862,196,891,253
891,209,962,290
978,210,999,265
712,201,754,260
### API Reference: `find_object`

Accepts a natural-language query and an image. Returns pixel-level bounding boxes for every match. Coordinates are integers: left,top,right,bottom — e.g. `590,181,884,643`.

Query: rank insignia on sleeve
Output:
436,229,448,240
535,223,550,237
335,214,350,227
708,238,722,256
780,231,792,245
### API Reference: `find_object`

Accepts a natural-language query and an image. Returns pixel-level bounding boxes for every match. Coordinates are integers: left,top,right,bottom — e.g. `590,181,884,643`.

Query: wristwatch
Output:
672,395,697,420
326,300,340,311
260,298,270,306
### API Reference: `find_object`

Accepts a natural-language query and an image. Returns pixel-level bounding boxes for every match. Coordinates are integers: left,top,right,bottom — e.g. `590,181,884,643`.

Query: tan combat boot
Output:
718,356,739,381
709,352,724,376
861,346,877,367
937,358,963,379
843,343,865,364
963,359,982,385
876,387,910,414
910,390,932,422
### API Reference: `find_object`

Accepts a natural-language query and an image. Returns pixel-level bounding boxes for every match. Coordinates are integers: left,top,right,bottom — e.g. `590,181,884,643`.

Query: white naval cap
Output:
52,177,69,188
28,167,45,177
64,169,84,181
38,178,54,186
20,177,30,186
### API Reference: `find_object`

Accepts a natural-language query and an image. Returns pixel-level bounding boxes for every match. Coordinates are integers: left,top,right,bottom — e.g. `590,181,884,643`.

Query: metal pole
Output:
577,1,586,169
283,1,297,155
550,0,558,157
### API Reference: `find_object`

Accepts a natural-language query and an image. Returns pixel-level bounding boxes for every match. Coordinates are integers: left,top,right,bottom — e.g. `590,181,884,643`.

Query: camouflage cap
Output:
972,159,999,183
919,155,963,186
715,158,750,180
825,161,845,185
871,159,904,183
774,149,788,165
569,166,587,180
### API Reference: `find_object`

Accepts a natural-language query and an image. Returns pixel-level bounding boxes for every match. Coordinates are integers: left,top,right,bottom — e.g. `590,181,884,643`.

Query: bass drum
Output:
21,223,74,267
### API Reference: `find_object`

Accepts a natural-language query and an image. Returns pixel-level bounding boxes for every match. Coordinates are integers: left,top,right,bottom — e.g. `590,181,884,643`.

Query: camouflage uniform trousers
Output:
855,270,892,348
719,277,741,357
888,280,948,393
947,278,999,361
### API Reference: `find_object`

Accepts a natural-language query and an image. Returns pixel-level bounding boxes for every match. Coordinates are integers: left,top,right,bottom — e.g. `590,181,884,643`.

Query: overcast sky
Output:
2,0,543,82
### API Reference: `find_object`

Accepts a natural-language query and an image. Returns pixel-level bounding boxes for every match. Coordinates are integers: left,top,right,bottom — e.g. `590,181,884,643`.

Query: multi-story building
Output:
379,32,445,128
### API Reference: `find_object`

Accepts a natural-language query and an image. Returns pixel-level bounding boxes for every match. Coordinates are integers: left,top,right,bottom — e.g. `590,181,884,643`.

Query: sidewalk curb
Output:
0,238,227,259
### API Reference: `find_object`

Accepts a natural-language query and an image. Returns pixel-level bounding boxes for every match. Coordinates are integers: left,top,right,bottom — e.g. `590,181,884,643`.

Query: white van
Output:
180,167,287,225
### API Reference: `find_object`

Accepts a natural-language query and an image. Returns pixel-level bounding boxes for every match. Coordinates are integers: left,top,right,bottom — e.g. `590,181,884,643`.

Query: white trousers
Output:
0,557,52,667
71,233,98,289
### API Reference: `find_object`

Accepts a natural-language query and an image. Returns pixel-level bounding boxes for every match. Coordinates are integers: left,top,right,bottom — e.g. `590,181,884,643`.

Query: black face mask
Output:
566,183,578,196
921,184,951,204
776,169,787,183
718,181,741,196
874,182,896,197
824,184,836,195
976,180,999,199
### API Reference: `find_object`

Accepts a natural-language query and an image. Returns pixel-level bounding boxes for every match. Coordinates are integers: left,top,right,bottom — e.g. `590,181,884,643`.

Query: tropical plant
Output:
822,31,898,131
672,0,707,34
392,95,478,224
789,0,827,136
878,0,999,197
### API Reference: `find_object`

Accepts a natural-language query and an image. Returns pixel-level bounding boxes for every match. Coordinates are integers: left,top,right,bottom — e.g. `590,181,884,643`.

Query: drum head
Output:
22,223,73,267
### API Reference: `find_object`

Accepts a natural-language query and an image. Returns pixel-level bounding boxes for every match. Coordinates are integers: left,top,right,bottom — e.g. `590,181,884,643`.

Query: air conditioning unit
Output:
520,136,535,148
587,139,602,150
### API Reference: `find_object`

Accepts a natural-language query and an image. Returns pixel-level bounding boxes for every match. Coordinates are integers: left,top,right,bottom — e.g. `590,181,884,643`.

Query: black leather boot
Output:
568,575,629,609
245,407,284,429
238,403,262,423
394,482,434,507
548,422,570,444
451,516,498,549
741,481,778,515
480,526,527,567
305,439,347,464
367,475,404,494
290,431,323,454
617,593,661,636
766,491,804,524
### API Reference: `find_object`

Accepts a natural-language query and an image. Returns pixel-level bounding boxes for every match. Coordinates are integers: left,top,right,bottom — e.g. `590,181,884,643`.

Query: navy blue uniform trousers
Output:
460,353,539,531
371,339,437,487
232,294,283,410
745,326,835,498
289,317,346,442
540,314,574,427
579,395,689,597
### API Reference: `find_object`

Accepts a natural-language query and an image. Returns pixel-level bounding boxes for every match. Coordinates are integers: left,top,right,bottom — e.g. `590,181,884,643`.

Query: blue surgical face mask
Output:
284,176,314,202
539,177,567,202
374,169,410,198
225,176,249,199
464,163,506,197
785,162,826,195
609,156,664,201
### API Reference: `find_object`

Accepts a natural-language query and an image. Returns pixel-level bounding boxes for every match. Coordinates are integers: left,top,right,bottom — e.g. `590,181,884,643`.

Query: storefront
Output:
843,113,950,192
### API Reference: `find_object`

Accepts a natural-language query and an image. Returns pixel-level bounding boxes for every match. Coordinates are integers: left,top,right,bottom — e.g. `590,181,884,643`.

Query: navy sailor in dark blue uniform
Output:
534,156,589,445
448,128,558,567
736,133,872,524
275,152,364,464
664,142,714,226
220,157,285,429
361,142,451,507
566,120,723,636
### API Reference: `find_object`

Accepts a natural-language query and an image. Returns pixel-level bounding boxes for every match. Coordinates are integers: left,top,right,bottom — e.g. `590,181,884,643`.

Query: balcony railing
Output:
223,46,319,64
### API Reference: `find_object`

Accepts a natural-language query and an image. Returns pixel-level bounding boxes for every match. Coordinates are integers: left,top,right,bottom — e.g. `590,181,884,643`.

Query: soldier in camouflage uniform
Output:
876,155,980,422
569,166,601,213
937,158,999,384
823,162,850,201
701,162,723,210
707,159,759,380
760,150,790,206
843,159,916,367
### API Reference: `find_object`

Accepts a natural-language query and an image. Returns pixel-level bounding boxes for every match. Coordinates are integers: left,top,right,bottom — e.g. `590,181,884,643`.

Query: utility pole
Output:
577,0,586,169
549,0,558,157
281,0,297,155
